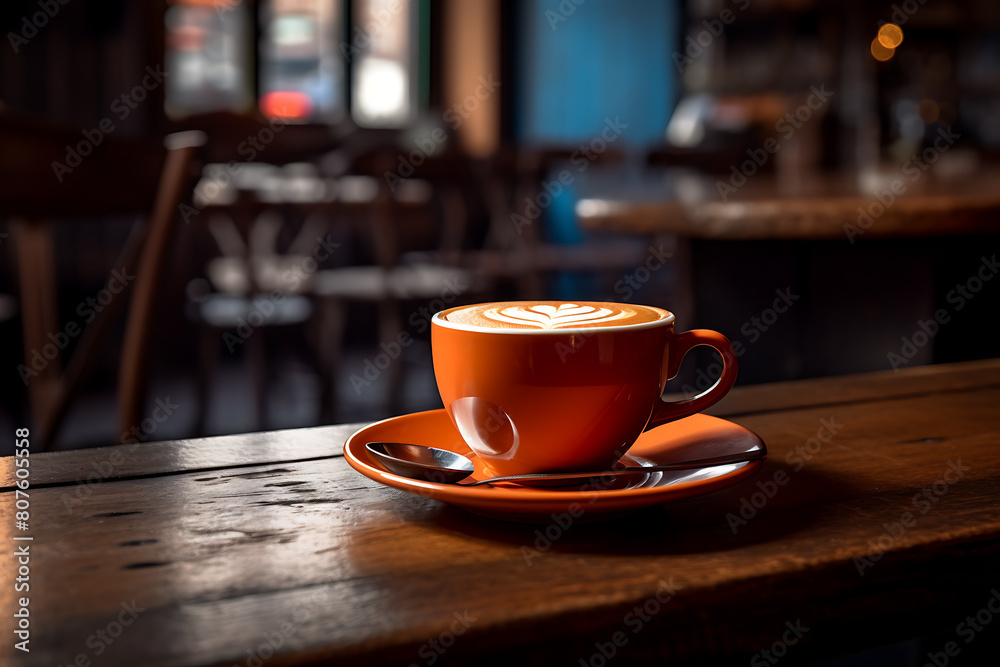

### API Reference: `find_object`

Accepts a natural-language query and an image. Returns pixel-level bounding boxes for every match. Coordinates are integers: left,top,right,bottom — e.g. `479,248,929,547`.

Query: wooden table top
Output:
3,360,1000,665
575,168,1000,239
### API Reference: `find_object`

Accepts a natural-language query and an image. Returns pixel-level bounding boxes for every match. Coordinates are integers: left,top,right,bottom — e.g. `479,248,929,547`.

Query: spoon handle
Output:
461,449,766,486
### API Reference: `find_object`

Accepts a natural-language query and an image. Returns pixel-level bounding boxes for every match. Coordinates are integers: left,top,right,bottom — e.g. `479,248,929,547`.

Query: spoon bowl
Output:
366,442,475,484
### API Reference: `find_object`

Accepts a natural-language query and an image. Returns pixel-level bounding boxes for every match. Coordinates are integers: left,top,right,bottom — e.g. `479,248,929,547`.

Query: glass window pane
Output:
350,0,416,127
164,0,253,118
260,0,345,123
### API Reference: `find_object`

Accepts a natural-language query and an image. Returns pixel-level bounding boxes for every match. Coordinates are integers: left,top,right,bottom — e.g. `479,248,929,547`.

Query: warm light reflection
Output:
260,91,314,119
871,37,894,62
878,23,904,49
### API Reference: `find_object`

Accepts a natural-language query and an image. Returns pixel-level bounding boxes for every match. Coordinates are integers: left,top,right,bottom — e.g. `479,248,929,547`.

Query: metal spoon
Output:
365,442,766,486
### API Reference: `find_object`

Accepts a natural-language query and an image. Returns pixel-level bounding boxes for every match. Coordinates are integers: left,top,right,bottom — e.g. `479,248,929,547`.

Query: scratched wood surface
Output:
0,426,359,491
2,361,999,666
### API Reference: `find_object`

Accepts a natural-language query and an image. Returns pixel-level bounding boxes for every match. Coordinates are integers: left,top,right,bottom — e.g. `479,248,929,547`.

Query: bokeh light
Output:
918,99,941,123
260,91,314,119
871,37,895,62
878,23,904,49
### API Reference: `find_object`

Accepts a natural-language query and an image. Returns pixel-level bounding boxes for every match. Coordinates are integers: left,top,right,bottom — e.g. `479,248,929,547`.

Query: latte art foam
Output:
442,301,668,331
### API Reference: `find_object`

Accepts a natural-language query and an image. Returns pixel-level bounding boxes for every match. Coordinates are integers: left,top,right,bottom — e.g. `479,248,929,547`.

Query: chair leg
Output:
12,219,62,449
248,326,268,430
195,324,218,435
118,138,203,440
316,297,348,422
302,320,326,426
378,297,404,414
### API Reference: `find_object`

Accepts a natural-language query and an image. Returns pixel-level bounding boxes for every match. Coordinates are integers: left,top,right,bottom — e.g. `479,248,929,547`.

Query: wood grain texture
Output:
693,357,1000,417
0,425,363,490
2,362,1000,666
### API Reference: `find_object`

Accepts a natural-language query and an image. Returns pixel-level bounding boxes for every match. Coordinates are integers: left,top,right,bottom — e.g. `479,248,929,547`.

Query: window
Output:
259,0,344,122
164,0,253,118
164,0,420,126
349,0,417,127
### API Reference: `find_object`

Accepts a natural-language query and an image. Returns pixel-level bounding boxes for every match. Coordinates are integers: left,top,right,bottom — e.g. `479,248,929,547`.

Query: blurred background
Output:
1,0,999,454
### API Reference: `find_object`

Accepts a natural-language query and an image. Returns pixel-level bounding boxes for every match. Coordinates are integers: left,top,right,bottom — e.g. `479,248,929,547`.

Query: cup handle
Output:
644,329,738,431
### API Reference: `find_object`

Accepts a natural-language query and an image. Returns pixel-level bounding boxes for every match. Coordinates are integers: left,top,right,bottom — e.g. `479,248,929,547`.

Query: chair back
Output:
0,113,203,448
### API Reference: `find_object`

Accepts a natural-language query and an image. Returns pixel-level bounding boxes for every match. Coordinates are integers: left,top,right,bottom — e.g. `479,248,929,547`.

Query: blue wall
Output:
516,0,678,146
514,0,678,290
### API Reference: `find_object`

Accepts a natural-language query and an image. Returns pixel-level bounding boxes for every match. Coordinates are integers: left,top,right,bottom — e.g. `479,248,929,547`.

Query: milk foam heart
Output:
442,301,667,331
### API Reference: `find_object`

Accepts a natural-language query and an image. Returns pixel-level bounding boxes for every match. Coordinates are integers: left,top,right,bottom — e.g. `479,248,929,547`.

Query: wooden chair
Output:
185,203,320,432
0,113,203,449
311,150,490,418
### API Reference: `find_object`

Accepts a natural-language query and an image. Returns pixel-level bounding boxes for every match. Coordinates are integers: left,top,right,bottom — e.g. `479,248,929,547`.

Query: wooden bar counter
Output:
2,360,999,665
575,169,1000,240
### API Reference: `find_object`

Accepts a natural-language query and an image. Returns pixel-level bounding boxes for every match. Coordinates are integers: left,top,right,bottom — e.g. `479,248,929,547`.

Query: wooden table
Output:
3,360,1000,666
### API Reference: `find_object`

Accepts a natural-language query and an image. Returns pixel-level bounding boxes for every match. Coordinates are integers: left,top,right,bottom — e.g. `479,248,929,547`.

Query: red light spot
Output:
260,91,313,120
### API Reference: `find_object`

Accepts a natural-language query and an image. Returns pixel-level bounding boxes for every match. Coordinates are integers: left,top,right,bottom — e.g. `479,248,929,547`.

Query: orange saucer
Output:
344,409,765,522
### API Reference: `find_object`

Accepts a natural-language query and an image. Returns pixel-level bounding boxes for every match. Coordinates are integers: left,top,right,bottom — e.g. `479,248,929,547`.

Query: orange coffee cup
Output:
431,301,738,476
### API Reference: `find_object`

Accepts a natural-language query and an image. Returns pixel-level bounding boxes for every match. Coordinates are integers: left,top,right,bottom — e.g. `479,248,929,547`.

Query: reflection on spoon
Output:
365,442,766,487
